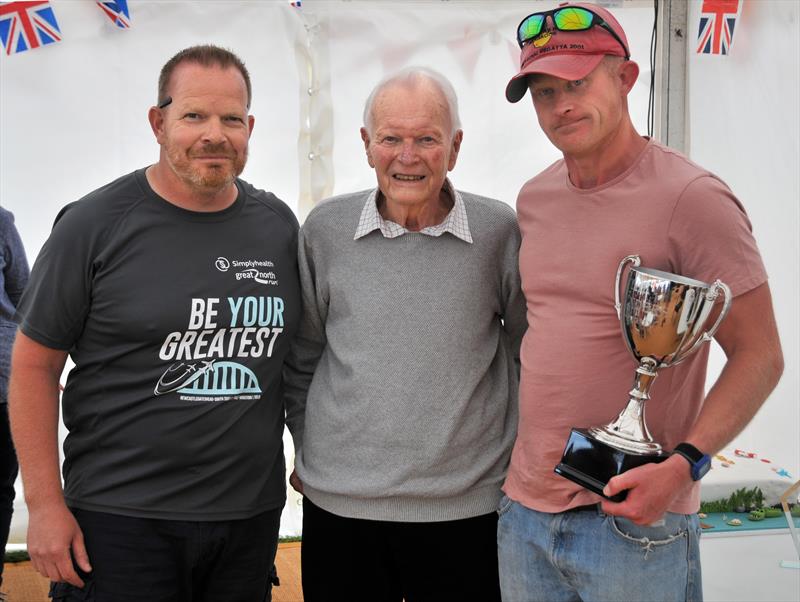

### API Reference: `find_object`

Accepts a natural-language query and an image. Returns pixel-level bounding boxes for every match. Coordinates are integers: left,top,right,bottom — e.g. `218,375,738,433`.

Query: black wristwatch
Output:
673,443,712,481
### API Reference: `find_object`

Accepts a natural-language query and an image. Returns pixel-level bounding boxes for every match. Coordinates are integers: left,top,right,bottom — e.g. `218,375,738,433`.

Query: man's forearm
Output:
684,283,784,455
685,344,783,455
8,334,69,509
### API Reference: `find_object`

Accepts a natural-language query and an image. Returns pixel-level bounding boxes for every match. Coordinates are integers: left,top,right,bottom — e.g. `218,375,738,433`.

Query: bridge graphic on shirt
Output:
177,361,262,395
155,359,262,396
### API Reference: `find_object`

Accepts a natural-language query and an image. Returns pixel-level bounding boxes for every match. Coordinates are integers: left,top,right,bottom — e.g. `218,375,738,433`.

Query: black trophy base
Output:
554,428,668,503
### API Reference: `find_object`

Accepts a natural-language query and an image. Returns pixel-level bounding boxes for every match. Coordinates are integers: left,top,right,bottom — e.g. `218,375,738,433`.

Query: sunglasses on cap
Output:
516,6,630,59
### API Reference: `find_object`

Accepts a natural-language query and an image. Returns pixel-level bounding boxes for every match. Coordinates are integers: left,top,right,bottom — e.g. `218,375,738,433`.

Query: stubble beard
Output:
166,142,247,194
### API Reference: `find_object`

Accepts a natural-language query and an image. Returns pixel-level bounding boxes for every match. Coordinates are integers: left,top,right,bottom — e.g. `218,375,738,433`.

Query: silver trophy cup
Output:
554,255,732,500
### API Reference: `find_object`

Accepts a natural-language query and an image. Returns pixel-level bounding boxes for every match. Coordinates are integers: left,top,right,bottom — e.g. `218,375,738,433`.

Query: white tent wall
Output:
1,0,797,549
687,0,799,468
685,4,800,597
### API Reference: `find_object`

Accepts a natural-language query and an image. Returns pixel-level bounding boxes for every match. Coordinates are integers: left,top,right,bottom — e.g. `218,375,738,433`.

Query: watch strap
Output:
673,442,711,481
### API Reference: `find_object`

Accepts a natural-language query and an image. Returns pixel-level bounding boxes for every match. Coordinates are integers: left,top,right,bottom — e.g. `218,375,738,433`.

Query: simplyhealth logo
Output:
215,257,279,286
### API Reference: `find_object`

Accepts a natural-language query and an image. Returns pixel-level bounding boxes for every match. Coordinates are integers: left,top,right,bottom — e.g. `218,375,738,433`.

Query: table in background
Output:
700,512,800,602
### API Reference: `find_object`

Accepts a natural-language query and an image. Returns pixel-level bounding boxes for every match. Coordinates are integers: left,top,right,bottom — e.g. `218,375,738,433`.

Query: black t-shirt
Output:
17,169,300,520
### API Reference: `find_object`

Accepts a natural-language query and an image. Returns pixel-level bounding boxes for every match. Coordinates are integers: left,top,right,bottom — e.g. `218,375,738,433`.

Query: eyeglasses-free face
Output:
516,6,630,59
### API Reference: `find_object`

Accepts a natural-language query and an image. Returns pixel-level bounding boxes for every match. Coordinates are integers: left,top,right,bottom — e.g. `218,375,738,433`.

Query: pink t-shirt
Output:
506,139,767,514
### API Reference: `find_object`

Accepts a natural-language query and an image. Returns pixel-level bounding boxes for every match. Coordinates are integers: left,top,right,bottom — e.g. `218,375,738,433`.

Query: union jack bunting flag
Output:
697,0,742,55
96,0,131,29
0,1,61,56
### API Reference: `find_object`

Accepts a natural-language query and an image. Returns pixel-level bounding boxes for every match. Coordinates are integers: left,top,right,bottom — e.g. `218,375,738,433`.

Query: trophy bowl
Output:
554,255,732,501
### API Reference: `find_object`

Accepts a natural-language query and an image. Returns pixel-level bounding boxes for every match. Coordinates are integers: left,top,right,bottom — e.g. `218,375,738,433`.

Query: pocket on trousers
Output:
497,494,514,517
606,512,688,549
49,579,95,601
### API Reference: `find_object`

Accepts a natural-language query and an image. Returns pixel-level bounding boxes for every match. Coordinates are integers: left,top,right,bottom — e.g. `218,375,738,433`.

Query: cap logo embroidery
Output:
533,30,552,48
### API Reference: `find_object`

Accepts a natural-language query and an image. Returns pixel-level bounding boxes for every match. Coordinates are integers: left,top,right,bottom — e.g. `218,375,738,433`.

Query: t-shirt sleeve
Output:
15,204,97,350
667,175,767,298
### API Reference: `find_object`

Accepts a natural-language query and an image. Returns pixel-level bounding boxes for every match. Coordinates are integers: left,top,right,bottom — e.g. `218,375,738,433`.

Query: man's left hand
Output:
601,455,693,524
289,469,304,495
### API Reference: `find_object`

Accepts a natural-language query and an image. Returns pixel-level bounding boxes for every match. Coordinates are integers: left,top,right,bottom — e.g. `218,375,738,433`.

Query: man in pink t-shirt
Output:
498,3,784,600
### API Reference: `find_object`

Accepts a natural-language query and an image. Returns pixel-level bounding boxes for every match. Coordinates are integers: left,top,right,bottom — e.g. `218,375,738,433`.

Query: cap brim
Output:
505,53,606,103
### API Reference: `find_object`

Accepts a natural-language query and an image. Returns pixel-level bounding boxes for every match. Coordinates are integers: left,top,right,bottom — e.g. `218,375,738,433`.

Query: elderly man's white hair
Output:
362,66,462,137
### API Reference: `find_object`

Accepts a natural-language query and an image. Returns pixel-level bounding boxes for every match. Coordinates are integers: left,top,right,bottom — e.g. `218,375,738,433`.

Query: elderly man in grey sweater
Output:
284,67,526,602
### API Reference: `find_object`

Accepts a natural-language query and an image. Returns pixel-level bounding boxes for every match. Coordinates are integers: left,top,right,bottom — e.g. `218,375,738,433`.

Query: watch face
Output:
693,455,712,480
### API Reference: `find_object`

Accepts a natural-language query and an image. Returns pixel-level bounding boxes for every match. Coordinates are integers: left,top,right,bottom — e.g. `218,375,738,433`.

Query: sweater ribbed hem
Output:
303,482,503,523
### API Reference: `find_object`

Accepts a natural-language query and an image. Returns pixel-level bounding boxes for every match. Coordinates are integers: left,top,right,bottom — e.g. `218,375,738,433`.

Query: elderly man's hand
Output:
600,455,693,525
289,469,304,495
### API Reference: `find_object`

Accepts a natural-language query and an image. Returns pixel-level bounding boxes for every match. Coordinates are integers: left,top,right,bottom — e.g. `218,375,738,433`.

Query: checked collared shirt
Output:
353,179,473,243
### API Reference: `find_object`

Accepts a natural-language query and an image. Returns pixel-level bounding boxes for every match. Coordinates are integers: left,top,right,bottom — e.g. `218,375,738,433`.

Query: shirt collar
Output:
353,179,472,243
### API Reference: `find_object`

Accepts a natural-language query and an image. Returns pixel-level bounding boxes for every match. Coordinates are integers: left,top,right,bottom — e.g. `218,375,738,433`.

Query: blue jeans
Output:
497,495,703,602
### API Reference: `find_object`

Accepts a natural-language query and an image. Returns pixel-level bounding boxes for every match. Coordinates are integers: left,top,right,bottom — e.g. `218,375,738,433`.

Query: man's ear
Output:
148,106,165,144
360,127,375,168
448,130,464,171
618,60,640,95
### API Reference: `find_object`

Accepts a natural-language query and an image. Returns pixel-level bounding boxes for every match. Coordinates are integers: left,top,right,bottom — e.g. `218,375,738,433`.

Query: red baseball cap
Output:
506,2,629,103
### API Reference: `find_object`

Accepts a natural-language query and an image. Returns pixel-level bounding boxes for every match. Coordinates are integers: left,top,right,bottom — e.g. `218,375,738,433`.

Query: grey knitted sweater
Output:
284,188,527,522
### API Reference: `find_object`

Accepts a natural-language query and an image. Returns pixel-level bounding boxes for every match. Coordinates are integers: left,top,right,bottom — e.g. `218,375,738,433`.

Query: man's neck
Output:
146,163,238,213
564,127,648,190
378,188,453,232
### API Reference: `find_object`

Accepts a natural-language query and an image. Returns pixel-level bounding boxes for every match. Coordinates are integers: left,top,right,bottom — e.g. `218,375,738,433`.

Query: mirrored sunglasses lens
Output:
553,7,594,31
518,14,545,43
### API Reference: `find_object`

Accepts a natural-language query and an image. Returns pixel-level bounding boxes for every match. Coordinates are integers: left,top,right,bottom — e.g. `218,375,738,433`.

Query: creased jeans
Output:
497,494,703,602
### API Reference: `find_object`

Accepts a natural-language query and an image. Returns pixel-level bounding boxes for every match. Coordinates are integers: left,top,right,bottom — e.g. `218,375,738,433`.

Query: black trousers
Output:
50,506,282,602
0,403,18,589
301,497,501,602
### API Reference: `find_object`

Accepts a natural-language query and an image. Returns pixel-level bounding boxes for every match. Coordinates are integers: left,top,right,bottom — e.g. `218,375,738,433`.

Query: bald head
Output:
362,67,461,138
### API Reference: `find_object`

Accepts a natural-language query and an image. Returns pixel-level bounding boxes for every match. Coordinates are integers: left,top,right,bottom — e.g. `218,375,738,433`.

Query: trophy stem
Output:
590,358,664,455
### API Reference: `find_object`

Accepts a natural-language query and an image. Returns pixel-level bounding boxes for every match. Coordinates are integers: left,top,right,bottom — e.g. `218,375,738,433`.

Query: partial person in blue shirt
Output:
0,206,29,595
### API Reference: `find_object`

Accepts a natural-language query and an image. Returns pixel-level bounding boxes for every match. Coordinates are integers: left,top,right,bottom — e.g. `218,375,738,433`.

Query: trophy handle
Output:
673,280,733,364
615,255,641,319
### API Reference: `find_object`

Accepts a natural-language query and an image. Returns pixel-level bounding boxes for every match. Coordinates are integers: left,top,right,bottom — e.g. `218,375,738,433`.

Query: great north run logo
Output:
215,257,278,285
